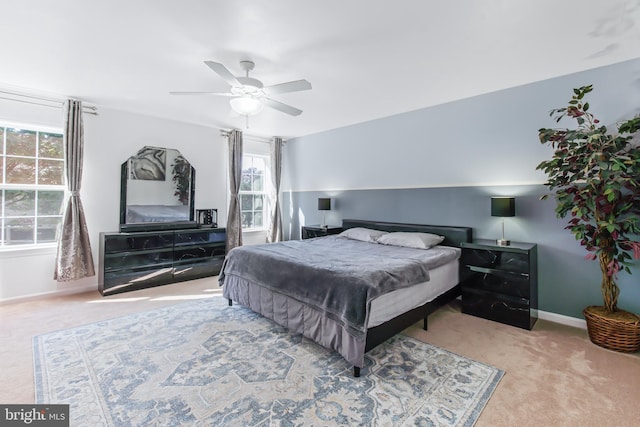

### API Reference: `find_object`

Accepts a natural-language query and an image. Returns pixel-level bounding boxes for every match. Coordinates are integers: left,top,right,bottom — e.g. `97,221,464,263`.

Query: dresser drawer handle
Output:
468,265,529,278
491,301,528,312
468,266,492,274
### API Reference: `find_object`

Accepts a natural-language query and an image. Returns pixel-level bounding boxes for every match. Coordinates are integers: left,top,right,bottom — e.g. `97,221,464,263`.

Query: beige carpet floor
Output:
1,277,639,426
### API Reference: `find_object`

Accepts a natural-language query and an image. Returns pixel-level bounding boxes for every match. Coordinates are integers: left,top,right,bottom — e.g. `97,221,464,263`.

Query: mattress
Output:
367,254,459,327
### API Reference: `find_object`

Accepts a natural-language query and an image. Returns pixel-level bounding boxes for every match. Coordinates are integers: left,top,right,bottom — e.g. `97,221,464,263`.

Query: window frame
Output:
239,153,270,232
0,121,66,249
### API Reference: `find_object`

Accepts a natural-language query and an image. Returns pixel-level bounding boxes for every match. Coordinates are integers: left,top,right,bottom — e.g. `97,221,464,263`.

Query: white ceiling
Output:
1,0,639,139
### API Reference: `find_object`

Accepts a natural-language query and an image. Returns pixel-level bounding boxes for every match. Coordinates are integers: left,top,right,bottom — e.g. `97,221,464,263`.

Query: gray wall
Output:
281,58,640,319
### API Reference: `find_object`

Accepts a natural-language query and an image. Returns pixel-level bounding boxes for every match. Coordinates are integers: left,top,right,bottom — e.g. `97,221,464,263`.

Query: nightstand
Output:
301,225,343,239
460,239,538,330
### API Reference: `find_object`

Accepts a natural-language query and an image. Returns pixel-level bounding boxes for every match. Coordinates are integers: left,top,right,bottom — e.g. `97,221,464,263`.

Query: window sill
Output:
242,228,267,234
0,243,57,258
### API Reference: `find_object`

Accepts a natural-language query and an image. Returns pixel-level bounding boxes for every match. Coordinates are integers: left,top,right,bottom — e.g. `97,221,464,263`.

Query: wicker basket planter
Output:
583,306,640,353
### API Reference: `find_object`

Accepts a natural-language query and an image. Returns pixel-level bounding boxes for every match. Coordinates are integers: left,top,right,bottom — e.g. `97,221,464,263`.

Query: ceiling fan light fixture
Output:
230,96,264,116
171,60,310,118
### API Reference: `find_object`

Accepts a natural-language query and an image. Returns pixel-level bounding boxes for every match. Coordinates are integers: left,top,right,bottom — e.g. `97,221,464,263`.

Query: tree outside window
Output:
239,155,268,230
1,125,65,246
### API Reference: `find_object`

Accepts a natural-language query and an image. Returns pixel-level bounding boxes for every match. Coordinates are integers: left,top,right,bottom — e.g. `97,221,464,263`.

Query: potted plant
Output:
537,85,640,352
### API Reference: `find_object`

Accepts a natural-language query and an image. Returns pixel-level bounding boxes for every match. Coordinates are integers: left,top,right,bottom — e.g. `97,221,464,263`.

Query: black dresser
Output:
99,227,226,296
460,239,538,330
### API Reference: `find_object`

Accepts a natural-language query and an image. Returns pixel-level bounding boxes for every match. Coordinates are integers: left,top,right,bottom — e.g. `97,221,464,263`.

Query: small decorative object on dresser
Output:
196,208,217,227
301,225,343,239
460,239,538,330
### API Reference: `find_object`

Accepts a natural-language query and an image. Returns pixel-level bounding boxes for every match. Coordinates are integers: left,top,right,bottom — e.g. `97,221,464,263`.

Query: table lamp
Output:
318,198,331,228
491,197,515,246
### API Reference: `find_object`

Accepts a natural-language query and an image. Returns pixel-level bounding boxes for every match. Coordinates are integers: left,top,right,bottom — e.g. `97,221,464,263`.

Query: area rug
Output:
34,296,503,426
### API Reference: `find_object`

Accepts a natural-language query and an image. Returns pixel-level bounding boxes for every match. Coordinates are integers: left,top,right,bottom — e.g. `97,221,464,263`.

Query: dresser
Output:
460,239,538,330
99,227,226,296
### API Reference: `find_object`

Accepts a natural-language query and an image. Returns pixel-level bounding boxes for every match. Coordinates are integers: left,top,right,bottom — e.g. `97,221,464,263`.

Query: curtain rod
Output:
0,90,98,115
220,129,284,143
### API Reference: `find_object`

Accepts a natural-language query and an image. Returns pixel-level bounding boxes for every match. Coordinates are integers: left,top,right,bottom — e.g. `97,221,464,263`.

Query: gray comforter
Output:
219,236,460,339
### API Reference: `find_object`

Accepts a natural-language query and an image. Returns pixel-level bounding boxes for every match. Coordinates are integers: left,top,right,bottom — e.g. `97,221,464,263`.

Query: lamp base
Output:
496,239,511,246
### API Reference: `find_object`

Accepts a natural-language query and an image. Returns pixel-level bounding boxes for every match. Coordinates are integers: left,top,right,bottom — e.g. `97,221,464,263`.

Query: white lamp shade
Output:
230,96,264,116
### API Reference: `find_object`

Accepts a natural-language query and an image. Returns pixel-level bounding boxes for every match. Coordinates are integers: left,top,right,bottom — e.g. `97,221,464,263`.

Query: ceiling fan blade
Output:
204,61,242,86
262,97,303,116
264,79,312,95
169,91,235,96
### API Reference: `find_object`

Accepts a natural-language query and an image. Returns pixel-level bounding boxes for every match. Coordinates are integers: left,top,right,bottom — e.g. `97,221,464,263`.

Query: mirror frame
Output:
119,147,196,232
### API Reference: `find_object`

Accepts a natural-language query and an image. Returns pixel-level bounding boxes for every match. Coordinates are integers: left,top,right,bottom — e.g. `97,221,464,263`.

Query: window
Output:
0,125,65,247
239,154,268,230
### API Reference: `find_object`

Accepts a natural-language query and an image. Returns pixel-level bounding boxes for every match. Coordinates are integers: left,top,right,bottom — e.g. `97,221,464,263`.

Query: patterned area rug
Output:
34,297,503,426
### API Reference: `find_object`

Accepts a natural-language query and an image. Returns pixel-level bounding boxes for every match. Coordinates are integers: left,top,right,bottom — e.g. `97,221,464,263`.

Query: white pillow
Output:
338,227,388,243
376,232,445,249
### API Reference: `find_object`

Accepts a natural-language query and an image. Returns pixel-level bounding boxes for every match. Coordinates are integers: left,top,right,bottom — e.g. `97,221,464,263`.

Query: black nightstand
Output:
301,225,343,239
460,239,538,330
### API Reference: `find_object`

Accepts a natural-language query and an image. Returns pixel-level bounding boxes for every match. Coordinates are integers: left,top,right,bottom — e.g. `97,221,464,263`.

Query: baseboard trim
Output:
537,309,587,330
0,287,590,331
0,283,98,306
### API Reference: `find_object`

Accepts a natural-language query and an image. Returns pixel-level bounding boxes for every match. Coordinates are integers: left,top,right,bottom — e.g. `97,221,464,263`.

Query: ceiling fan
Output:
170,60,312,117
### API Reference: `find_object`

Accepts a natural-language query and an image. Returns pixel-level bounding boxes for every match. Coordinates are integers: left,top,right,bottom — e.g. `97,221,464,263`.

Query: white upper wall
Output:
85,107,229,233
0,100,228,300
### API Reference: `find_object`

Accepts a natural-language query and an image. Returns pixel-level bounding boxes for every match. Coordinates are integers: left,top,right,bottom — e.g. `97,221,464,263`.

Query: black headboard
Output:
341,219,473,247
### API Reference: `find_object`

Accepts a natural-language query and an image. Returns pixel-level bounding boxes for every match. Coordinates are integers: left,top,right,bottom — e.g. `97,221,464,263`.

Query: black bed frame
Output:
341,219,472,377
227,219,473,377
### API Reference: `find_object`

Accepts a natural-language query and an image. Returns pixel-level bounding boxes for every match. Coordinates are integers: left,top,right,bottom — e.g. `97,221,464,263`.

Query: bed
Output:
219,219,472,376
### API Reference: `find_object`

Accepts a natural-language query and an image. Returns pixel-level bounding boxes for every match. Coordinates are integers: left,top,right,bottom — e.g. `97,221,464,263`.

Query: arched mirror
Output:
119,146,196,232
